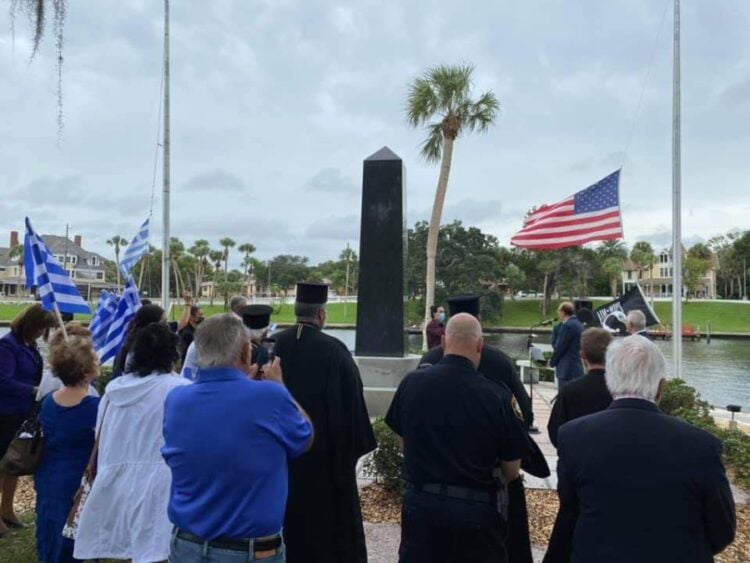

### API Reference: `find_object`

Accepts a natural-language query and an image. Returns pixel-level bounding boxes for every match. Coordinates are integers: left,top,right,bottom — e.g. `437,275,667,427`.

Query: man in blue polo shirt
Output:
162,314,313,562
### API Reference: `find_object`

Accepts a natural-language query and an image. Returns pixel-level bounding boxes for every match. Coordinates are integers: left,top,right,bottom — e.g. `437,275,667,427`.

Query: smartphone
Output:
261,337,276,362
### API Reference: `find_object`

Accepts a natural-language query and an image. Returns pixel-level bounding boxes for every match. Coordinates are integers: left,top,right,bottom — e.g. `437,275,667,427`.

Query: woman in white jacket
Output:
74,323,190,563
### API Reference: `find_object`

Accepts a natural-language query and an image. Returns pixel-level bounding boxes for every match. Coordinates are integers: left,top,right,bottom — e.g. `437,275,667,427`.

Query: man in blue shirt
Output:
549,301,585,389
163,314,313,563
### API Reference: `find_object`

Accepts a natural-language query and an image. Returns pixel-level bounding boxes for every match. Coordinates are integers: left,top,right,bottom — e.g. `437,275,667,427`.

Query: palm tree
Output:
208,249,224,306
169,237,186,295
219,238,236,283
597,240,628,297
631,242,656,297
237,243,256,279
406,64,499,348
107,235,129,289
188,239,211,298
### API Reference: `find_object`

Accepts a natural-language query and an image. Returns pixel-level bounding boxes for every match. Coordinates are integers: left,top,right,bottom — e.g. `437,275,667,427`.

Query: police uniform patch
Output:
511,396,524,422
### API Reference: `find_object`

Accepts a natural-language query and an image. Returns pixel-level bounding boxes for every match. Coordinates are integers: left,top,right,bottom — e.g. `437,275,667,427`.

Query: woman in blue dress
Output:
35,326,100,562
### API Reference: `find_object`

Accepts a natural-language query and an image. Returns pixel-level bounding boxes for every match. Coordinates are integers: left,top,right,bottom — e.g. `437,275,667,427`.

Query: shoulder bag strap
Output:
83,399,110,481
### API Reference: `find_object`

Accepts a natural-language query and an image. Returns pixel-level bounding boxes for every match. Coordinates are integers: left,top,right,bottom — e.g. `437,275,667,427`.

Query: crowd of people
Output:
0,281,374,562
0,288,739,563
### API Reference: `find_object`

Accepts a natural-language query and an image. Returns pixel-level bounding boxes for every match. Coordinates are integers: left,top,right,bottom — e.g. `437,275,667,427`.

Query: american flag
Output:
510,170,624,250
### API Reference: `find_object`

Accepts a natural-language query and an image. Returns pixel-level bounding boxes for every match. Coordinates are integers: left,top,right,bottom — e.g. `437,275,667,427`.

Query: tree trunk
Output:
610,275,617,298
115,248,121,290
422,136,455,351
138,257,146,289
542,273,550,318
172,258,181,297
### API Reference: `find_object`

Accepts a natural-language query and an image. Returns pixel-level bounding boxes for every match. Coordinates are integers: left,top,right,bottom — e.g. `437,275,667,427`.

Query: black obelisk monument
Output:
355,147,407,357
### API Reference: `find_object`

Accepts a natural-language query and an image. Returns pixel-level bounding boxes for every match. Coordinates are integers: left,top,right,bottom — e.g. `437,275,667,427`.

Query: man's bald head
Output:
443,313,483,367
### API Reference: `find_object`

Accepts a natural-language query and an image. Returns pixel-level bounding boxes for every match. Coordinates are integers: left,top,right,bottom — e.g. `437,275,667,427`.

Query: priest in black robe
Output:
274,282,376,563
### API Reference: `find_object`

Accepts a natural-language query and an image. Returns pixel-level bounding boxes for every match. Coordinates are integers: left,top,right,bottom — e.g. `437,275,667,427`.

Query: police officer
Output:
386,313,530,563
241,304,273,366
421,295,533,428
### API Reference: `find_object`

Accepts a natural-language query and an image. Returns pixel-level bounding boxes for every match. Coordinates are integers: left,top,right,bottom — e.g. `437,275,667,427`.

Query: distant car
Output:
515,290,540,298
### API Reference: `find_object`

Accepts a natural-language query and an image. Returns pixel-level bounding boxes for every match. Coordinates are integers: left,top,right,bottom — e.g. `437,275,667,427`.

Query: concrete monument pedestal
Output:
356,355,421,417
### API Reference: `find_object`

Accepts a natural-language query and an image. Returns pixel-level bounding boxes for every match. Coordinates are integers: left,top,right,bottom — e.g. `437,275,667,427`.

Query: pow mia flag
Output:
592,284,660,334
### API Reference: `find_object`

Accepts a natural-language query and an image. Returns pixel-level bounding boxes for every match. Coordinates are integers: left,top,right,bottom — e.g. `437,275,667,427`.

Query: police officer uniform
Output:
386,353,531,563
241,304,273,366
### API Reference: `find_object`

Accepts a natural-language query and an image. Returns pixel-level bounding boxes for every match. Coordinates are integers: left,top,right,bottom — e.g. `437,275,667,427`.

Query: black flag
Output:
592,284,660,333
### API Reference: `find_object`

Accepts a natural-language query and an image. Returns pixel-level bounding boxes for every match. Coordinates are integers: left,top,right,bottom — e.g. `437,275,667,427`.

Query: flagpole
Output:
671,0,682,378
52,301,69,341
161,0,171,313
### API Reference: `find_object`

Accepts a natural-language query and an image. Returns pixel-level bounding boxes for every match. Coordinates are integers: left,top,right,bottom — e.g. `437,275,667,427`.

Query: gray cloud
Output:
305,214,360,241
22,176,86,202
183,170,246,193
304,168,357,193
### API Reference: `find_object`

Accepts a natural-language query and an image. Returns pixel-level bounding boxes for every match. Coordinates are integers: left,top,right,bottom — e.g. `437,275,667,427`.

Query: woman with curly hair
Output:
34,328,100,562
74,323,190,563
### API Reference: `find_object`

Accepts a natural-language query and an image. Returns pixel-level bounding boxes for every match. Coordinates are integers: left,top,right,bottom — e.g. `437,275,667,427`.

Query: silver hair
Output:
229,295,248,315
627,309,647,332
605,335,666,400
295,302,325,319
195,314,247,369
445,314,482,343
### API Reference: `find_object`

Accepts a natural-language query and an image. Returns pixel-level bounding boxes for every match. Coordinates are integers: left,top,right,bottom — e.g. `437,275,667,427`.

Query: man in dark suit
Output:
544,335,736,563
626,309,653,339
549,302,584,389
547,328,613,448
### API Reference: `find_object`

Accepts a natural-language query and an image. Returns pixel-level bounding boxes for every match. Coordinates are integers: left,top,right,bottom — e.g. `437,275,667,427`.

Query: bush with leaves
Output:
364,418,404,493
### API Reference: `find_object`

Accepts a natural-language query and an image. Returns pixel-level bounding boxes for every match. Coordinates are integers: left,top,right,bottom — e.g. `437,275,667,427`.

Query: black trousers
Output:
399,489,507,563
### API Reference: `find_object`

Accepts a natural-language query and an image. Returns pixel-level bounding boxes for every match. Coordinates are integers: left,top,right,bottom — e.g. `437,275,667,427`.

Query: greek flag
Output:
119,218,150,278
98,276,141,363
89,291,120,350
24,218,91,315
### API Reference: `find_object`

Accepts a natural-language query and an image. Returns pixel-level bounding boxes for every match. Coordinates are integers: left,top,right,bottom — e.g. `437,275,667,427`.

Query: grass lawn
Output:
2,299,749,333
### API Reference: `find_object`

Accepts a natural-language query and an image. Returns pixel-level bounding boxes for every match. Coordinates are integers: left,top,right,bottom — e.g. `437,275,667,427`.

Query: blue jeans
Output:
170,533,285,563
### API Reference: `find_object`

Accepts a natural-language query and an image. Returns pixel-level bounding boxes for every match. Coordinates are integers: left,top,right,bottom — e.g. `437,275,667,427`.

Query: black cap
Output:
447,294,481,318
241,304,272,329
296,282,328,304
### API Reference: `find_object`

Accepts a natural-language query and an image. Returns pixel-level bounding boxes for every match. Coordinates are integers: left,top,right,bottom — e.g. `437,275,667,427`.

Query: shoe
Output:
1,517,26,529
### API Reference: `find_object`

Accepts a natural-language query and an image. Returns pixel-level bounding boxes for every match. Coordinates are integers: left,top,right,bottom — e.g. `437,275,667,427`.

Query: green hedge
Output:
364,418,404,493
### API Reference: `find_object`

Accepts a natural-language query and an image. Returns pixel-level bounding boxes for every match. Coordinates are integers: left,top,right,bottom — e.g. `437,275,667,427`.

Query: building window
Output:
91,257,98,266
627,270,632,280
96,272,104,280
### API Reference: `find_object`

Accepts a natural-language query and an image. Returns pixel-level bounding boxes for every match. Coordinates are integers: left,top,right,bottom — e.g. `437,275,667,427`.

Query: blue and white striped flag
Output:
119,218,150,278
89,290,120,350
24,218,91,315
98,276,141,363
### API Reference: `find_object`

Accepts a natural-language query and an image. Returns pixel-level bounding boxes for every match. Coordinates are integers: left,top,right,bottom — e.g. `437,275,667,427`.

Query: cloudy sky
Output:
1,0,748,269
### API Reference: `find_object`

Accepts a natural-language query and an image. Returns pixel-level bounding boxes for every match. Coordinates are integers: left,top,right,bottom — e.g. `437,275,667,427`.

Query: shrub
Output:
94,365,113,396
364,417,404,493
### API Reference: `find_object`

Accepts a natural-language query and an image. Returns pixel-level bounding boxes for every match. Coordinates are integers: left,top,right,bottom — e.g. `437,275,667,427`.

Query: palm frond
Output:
406,77,439,127
459,90,499,134
428,63,474,114
419,122,443,163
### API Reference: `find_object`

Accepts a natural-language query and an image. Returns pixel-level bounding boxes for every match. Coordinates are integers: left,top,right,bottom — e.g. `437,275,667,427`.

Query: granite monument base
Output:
355,355,421,417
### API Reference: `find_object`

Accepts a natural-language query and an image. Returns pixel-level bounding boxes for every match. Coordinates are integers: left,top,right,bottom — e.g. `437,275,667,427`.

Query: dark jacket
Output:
0,332,43,416
544,398,736,563
549,316,584,382
547,369,612,448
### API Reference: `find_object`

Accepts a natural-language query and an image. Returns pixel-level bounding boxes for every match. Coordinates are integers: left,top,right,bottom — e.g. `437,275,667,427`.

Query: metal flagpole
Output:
671,0,682,378
161,0,171,312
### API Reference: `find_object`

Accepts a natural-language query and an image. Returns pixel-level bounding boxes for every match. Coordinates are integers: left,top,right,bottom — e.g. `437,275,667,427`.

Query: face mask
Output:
438,312,446,323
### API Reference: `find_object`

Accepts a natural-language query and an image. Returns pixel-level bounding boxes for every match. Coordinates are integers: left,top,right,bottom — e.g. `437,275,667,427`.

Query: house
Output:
199,274,258,300
0,230,110,299
620,246,718,298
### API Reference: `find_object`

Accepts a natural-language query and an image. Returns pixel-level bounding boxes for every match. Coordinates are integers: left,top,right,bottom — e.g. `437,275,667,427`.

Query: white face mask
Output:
438,312,446,323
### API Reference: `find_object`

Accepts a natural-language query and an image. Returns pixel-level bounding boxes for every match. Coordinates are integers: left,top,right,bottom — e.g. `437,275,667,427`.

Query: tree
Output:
188,239,210,299
169,237,186,296
683,256,710,301
630,242,656,297
10,0,67,135
597,241,628,297
267,255,311,294
219,238,236,283
708,231,742,297
406,64,499,348
237,243,257,279
208,250,224,306
106,235,129,289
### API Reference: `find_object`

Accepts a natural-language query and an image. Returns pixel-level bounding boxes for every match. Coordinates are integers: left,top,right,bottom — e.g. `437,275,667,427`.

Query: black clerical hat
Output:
447,294,481,318
296,282,328,304
241,304,272,329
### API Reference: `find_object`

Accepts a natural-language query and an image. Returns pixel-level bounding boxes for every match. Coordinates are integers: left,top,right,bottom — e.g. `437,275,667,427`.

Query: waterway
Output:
326,329,750,411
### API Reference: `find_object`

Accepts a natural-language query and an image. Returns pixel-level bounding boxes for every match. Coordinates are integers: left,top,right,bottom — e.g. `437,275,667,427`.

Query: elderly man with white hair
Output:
625,308,652,339
544,336,735,563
